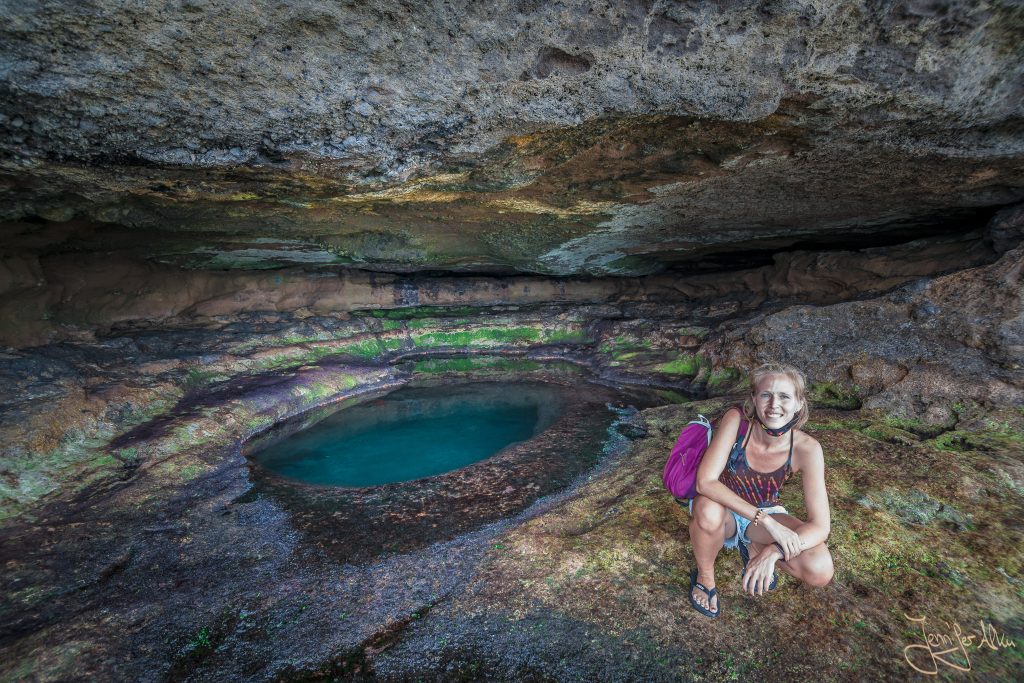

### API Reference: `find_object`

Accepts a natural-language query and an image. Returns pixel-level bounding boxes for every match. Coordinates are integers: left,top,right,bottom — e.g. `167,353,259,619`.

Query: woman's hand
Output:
742,547,778,596
763,516,804,561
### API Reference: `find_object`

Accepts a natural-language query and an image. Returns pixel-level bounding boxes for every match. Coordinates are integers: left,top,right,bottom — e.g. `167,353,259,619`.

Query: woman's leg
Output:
744,513,834,587
689,494,737,613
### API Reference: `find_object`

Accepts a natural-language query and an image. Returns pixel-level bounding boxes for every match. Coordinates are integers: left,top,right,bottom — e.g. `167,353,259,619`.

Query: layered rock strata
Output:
1,2,1022,275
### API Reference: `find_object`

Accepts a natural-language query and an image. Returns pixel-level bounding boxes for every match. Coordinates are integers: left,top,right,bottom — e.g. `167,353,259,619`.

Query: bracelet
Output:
752,509,764,527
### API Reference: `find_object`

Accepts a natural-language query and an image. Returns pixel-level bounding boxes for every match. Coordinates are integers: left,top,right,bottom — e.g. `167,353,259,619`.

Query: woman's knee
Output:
691,496,727,532
801,547,834,587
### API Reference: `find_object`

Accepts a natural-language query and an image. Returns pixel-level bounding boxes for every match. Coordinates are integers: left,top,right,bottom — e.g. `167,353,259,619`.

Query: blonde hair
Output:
741,362,810,431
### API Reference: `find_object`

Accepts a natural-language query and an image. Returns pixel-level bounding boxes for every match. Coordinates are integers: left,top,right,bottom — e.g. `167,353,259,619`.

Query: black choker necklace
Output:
759,415,799,437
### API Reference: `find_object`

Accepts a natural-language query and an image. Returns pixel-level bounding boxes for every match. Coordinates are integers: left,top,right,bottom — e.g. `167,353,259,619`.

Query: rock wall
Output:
704,245,1024,422
3,1,1021,170
0,224,995,347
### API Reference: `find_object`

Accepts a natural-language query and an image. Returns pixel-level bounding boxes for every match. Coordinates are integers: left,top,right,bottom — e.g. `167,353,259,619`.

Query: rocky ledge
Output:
2,385,1021,681
0,243,1020,680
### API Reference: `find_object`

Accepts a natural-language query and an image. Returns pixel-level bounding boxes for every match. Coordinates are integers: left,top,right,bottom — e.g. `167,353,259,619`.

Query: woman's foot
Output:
689,568,719,618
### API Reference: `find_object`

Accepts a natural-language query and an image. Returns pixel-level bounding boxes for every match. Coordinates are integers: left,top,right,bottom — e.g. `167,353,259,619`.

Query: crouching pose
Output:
688,363,834,618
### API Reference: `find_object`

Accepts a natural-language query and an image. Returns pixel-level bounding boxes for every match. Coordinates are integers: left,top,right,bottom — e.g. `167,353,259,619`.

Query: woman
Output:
687,362,834,618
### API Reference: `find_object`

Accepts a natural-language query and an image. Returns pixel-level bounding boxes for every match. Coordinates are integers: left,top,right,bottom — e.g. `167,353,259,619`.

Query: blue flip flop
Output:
689,568,720,618
739,541,777,591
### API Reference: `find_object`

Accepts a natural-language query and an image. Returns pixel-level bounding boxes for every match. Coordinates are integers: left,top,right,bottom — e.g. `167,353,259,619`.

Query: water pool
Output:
248,382,567,487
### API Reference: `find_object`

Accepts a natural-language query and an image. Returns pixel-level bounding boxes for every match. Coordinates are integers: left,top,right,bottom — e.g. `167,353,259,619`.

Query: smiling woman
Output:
684,362,834,618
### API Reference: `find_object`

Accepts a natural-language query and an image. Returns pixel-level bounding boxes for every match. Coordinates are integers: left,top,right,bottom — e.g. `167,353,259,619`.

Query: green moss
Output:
189,626,212,648
877,415,951,439
0,394,183,521
184,367,226,389
598,335,652,354
542,327,592,344
339,339,386,359
706,367,741,389
412,357,545,374
412,326,541,348
91,454,119,468
859,424,920,447
414,357,479,373
180,464,204,480
254,345,340,369
380,337,406,352
653,389,690,404
302,375,359,402
858,487,974,530
925,419,1024,453
612,351,640,361
279,333,331,345
246,415,275,432
809,382,862,410
402,317,478,331
358,305,481,320
410,356,586,376
930,430,988,453
651,354,708,376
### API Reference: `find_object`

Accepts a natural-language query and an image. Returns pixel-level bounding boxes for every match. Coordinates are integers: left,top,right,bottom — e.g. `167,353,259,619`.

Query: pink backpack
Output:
663,414,747,500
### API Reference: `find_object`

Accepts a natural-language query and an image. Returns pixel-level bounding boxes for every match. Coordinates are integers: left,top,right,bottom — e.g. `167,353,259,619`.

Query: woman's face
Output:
752,374,803,429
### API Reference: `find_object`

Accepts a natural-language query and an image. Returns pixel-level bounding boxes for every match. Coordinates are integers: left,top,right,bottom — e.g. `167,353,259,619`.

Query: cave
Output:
1,2,1022,681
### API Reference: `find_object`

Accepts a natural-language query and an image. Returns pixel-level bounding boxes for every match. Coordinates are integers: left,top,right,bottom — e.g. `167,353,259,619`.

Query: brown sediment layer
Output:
0,229,996,348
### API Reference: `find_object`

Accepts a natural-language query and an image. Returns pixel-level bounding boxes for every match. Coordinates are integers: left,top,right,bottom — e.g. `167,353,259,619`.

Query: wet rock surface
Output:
8,394,1018,681
0,372,639,682
0,292,1021,680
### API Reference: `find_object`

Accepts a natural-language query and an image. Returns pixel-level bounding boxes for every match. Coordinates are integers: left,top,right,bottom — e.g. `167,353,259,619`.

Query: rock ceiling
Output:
1,0,1022,276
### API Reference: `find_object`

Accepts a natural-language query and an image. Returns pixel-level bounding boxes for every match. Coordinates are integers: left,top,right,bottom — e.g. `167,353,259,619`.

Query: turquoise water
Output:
249,382,566,487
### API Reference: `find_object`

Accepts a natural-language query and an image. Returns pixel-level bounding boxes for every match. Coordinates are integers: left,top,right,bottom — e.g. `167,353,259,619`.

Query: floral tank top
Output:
720,418,793,507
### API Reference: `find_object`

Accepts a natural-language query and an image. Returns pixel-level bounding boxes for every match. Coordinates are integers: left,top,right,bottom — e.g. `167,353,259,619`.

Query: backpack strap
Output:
726,412,748,471
691,414,713,447
737,418,749,445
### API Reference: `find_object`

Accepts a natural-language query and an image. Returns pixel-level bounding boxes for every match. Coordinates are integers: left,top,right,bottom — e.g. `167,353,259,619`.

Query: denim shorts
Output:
687,499,788,550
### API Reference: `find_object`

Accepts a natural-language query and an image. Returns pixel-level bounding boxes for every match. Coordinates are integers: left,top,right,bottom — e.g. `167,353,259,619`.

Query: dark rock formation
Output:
1,1,1022,274
987,202,1024,254
703,244,1024,423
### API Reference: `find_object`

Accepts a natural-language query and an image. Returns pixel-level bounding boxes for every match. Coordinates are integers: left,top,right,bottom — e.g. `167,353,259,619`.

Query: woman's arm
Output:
694,408,771,524
758,436,831,557
789,437,831,545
